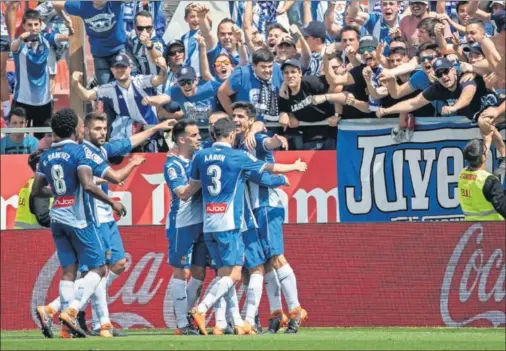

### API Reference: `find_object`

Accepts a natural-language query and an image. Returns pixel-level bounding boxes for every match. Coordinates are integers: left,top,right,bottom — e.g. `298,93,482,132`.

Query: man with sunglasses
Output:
377,58,488,122
458,138,505,221
127,11,165,81
143,66,221,128
165,39,186,88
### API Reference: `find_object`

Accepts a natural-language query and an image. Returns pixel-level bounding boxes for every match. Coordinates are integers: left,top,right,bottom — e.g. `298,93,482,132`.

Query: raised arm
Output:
195,4,216,49
195,35,214,81
151,57,169,87
325,1,343,38
217,79,235,116
467,1,491,22
71,71,97,101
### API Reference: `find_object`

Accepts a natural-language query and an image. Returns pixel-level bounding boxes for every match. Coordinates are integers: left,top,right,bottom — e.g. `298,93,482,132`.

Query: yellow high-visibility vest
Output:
14,177,42,229
458,168,504,221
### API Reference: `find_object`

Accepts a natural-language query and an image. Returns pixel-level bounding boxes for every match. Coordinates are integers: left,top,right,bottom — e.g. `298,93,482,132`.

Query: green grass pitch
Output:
1,328,504,350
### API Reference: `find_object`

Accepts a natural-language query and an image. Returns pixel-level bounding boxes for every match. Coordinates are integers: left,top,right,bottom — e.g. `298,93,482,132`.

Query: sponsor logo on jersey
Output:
206,203,227,214
53,196,75,208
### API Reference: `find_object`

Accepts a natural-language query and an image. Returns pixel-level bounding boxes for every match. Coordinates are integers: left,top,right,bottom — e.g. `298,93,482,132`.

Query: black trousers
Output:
11,100,53,139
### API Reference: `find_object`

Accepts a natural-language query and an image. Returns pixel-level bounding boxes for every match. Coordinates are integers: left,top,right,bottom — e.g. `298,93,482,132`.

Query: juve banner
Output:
337,117,505,223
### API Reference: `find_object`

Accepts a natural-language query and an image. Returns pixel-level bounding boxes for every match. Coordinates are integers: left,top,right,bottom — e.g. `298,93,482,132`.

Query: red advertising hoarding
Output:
1,222,504,330
0,151,338,230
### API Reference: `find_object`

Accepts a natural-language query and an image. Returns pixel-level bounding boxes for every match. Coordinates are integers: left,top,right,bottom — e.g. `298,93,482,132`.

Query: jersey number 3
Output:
207,165,222,196
51,164,67,195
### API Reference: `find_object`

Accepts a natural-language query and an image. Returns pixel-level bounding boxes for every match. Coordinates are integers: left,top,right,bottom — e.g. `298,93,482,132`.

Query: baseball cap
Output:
176,66,197,82
491,1,505,7
278,37,296,48
111,53,131,67
491,10,505,33
409,0,429,4
167,39,185,51
281,58,302,71
301,21,326,40
359,36,379,50
432,57,453,73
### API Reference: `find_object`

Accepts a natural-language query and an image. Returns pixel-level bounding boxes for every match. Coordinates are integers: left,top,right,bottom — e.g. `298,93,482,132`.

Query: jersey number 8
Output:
207,165,222,196
51,164,67,195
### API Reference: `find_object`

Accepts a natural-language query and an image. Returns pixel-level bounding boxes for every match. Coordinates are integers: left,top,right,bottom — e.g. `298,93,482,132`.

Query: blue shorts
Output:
99,221,125,265
51,221,106,269
204,230,245,269
0,36,9,53
254,206,285,259
242,229,266,269
167,223,208,269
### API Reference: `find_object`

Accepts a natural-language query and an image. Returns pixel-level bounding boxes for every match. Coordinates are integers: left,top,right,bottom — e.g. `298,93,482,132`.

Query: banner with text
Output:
1,222,504,329
337,118,505,223
0,151,338,230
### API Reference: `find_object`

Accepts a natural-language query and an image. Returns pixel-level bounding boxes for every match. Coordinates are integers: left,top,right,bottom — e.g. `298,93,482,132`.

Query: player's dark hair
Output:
22,9,41,24
267,23,288,36
231,102,256,120
8,107,27,120
252,48,275,65
84,112,107,128
417,17,440,38
172,120,197,143
456,1,469,14
341,25,360,38
390,47,408,57
467,18,485,29
135,10,153,24
28,150,44,172
51,108,78,139
463,138,486,168
211,117,235,140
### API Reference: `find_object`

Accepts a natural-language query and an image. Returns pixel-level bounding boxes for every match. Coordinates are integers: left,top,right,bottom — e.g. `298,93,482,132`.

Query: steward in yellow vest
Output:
458,139,506,221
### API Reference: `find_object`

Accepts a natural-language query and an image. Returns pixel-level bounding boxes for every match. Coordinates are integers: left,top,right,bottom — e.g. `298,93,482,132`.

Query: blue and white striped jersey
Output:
94,74,158,126
128,31,166,76
181,30,201,77
13,33,56,105
82,139,132,224
36,140,109,228
164,155,203,229
190,142,267,233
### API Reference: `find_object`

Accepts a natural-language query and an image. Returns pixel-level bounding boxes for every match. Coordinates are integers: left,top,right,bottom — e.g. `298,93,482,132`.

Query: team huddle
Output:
32,103,307,338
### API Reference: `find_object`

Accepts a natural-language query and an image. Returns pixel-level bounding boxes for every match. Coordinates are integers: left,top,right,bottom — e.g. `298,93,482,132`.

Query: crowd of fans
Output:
0,1,505,164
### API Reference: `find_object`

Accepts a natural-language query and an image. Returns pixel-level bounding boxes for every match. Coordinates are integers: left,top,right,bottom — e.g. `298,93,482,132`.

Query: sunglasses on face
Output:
419,55,436,64
358,46,376,55
168,49,184,57
136,25,153,32
214,58,231,67
179,79,194,86
435,68,451,79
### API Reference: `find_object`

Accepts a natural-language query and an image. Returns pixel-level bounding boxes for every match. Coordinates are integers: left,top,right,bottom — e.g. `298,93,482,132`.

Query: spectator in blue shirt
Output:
10,9,68,139
64,0,128,85
0,107,39,155
143,66,221,127
218,48,282,122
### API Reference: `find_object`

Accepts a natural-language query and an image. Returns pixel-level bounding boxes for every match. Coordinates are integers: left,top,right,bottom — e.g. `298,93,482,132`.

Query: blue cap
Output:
432,57,453,73
176,66,197,82
301,21,326,40
111,53,131,67
281,58,302,71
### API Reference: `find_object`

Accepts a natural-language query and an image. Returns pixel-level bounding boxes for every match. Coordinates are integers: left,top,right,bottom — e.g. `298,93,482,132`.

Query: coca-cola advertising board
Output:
0,151,338,230
1,222,504,330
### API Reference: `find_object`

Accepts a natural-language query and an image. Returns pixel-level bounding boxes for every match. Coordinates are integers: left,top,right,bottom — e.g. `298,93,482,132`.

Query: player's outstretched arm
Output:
269,158,308,173
129,119,176,149
176,180,202,202
102,155,146,184
78,166,127,216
